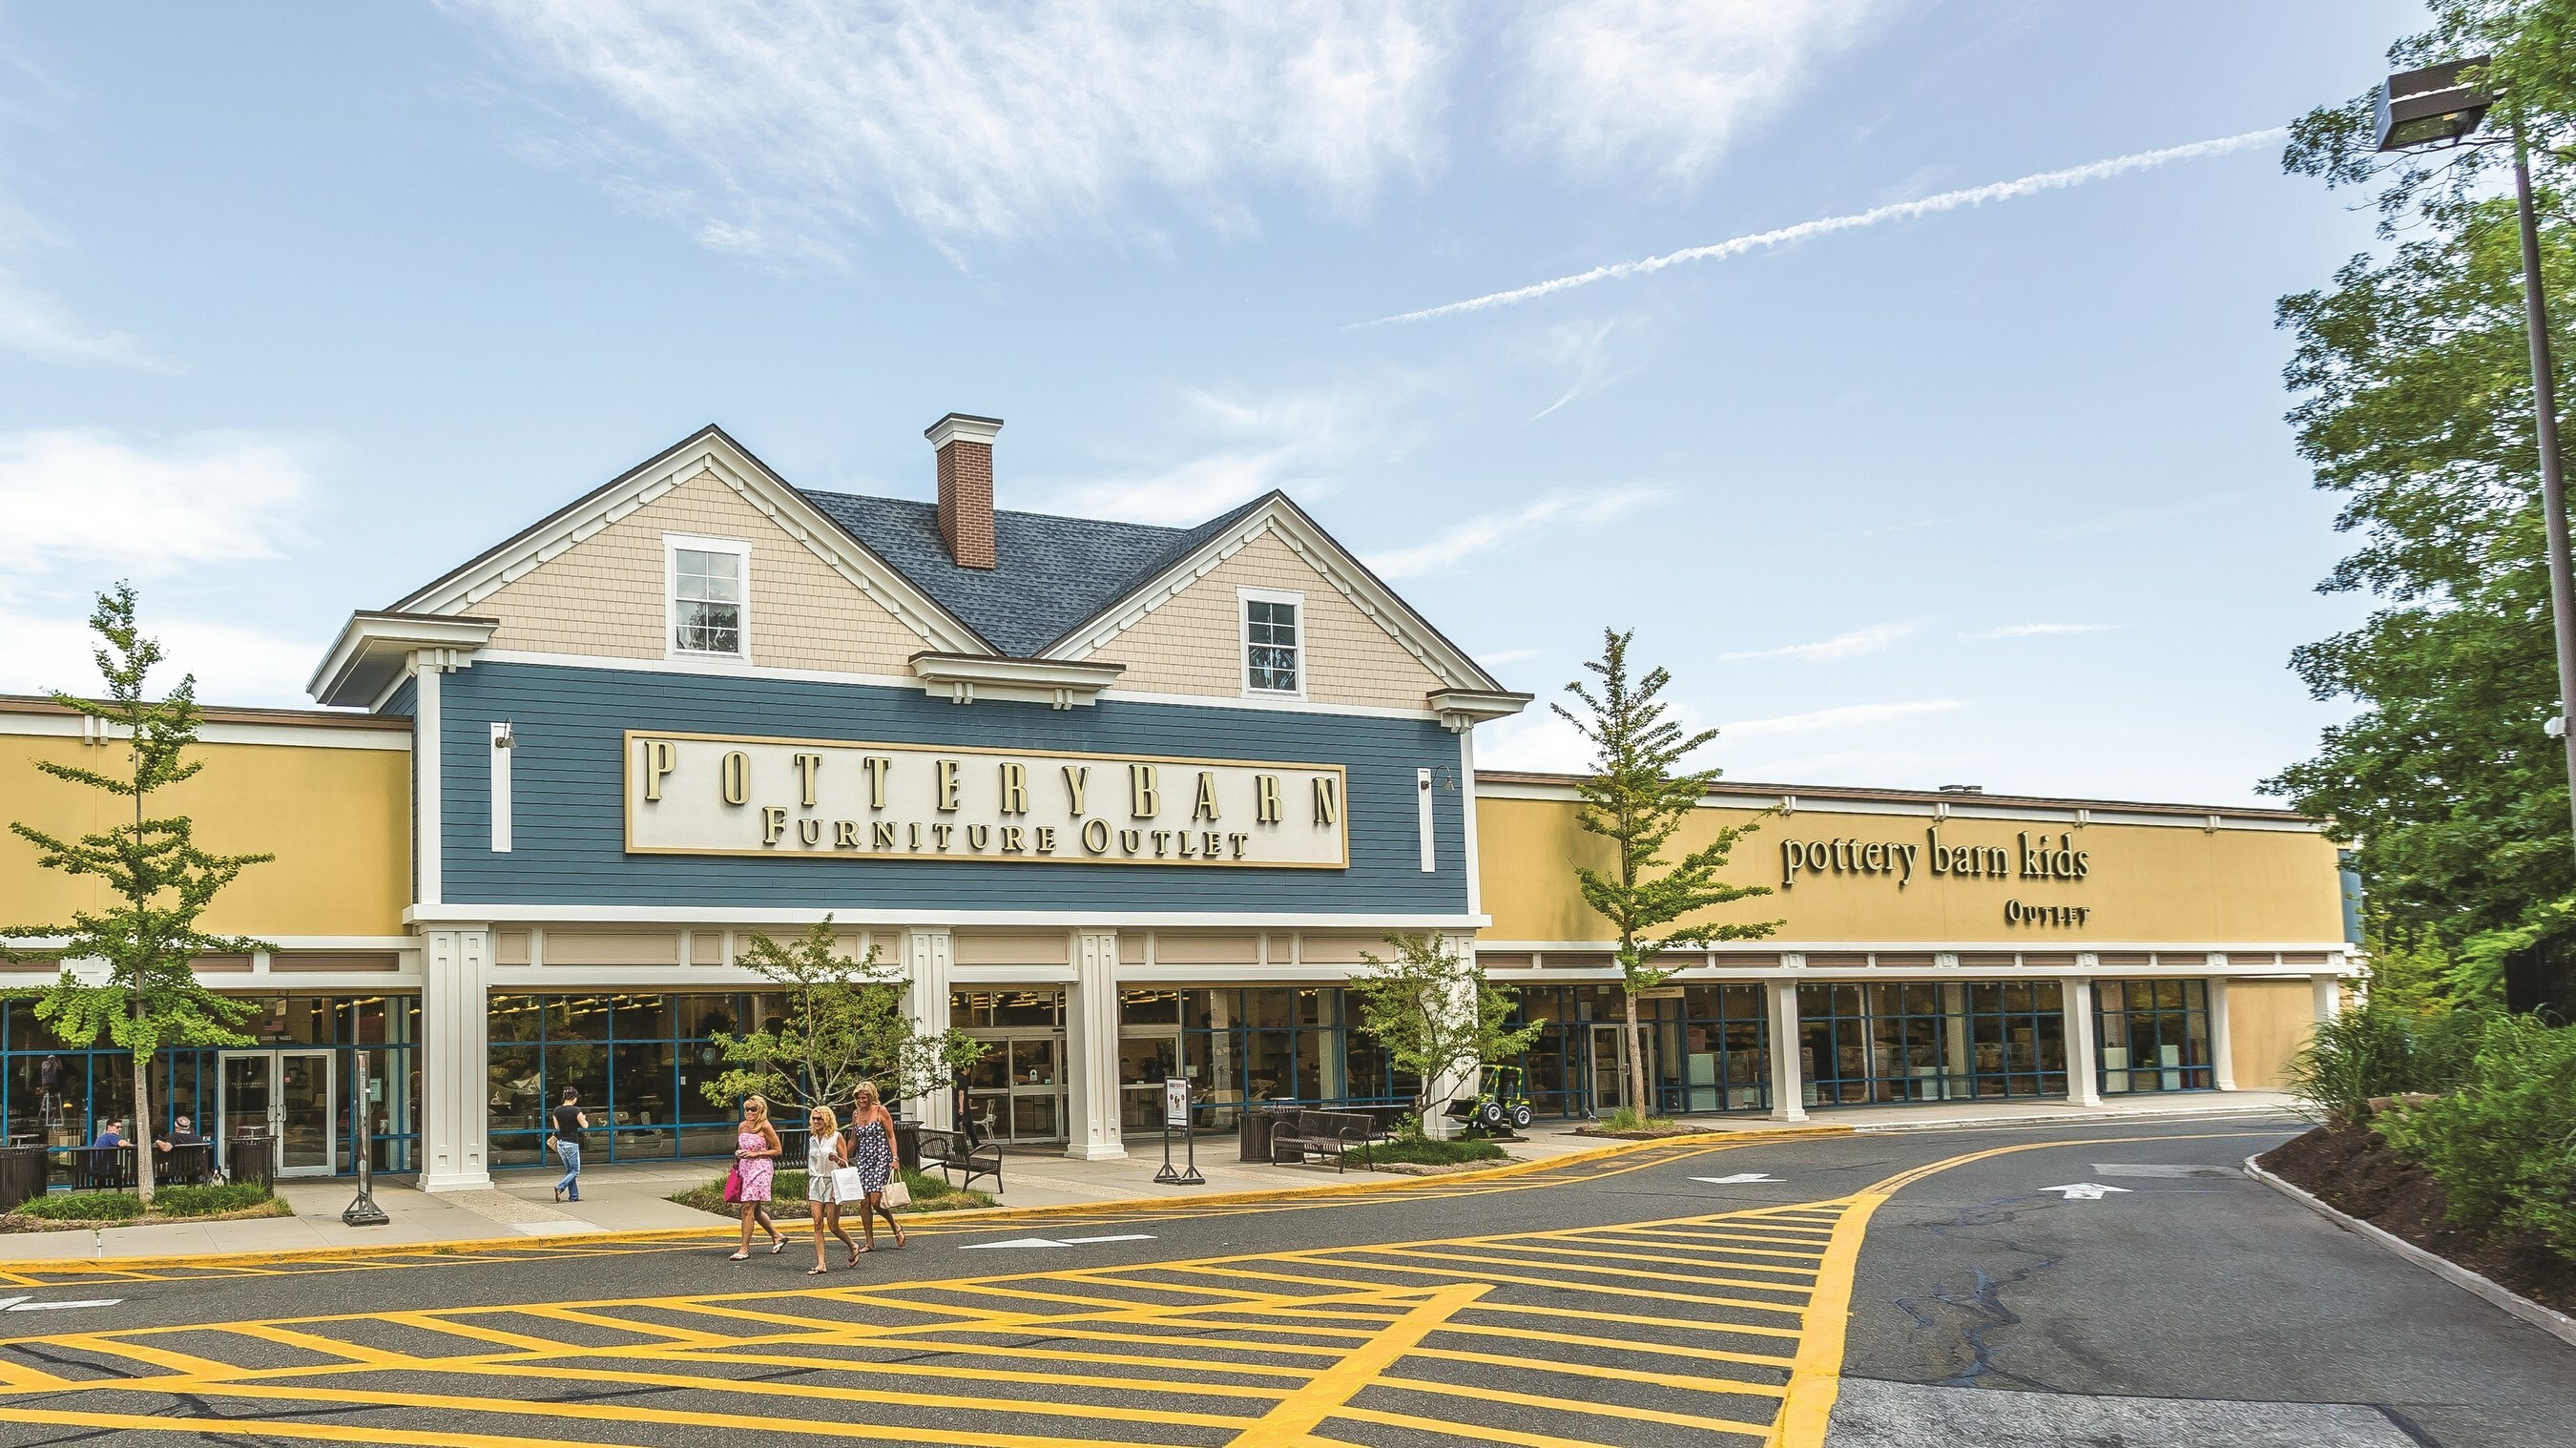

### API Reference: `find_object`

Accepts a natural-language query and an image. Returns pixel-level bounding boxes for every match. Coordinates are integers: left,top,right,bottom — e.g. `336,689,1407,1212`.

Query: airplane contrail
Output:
1363,128,2286,326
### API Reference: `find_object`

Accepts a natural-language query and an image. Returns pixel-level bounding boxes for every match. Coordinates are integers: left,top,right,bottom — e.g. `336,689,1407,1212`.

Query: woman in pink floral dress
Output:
728,1094,784,1261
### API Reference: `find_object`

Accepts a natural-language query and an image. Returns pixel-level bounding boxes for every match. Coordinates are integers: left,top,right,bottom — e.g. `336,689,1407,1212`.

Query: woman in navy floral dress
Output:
841,1081,906,1251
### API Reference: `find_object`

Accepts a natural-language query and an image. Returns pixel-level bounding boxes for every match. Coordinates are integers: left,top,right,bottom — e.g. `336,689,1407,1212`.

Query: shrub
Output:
2377,1013,2576,1259
2283,995,2486,1122
15,1191,144,1222
151,1183,272,1216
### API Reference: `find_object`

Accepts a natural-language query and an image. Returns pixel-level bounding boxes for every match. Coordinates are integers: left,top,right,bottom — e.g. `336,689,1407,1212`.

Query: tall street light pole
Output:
2379,60,2576,852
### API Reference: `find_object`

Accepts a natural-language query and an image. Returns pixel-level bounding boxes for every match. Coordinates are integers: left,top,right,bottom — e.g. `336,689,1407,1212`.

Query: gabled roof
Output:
799,491,1259,658
359,424,1513,702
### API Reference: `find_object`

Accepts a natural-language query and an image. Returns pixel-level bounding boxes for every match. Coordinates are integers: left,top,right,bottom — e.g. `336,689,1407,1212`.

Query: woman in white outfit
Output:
802,1105,861,1273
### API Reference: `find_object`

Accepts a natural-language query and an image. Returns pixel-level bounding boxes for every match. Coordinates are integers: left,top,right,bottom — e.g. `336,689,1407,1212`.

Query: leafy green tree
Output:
1347,933,1543,1134
1554,629,1777,1123
699,918,986,1119
1,587,268,1203
2266,1,2576,964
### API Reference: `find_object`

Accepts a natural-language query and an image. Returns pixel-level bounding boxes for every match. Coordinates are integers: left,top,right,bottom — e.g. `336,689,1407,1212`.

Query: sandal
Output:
727,1251,749,1262
769,1237,785,1253
804,1266,827,1275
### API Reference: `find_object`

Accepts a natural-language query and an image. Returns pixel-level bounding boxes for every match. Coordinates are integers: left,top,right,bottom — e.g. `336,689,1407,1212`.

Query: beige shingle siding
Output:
1091,527,1446,709
468,469,929,672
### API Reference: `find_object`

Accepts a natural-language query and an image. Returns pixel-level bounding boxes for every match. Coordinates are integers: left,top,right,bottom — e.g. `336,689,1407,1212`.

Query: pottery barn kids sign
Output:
624,732,1349,869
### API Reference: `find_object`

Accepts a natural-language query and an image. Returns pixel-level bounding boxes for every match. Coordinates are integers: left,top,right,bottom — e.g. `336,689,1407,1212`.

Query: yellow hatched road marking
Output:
1293,1251,1812,1314
1412,1316,1796,1367
1225,1282,1488,1446
226,1321,417,1367
1379,1370,1778,1437
376,1311,573,1355
0,1407,646,1448
1393,1242,1819,1292
659,1345,1298,1396
515,1304,737,1345
1407,1343,1788,1396
1332,1403,1652,1448
1534,1231,1834,1261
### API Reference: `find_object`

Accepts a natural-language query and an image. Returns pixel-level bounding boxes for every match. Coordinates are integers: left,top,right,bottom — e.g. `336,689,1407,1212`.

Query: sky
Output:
0,0,2437,807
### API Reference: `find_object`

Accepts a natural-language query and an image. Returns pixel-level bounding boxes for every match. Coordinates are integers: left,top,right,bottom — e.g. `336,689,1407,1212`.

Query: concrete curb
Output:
0,1128,1842,1276
2245,1153,2576,1351
1849,1105,2294,1135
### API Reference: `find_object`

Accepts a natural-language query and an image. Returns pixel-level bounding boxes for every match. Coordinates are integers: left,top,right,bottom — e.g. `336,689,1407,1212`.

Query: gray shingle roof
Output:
798,490,1265,657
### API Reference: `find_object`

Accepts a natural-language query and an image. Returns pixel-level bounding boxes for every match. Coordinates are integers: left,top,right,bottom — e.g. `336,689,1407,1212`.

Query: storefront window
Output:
1963,983,2067,1099
2096,980,2214,1093
0,996,419,1180
486,992,819,1168
1665,984,1770,1114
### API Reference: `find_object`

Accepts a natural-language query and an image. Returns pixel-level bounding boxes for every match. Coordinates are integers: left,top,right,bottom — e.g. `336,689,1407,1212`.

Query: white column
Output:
1458,729,1482,920
1766,978,1807,1123
2209,977,2238,1091
902,928,954,1130
1063,929,1126,1160
1422,932,1482,1141
411,657,443,907
1940,983,1971,1101
419,926,491,1192
2312,973,2344,1024
2062,977,2103,1107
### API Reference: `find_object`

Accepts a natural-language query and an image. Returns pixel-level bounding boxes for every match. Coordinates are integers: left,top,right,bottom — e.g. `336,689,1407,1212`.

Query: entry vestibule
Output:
953,990,1068,1145
219,1049,337,1178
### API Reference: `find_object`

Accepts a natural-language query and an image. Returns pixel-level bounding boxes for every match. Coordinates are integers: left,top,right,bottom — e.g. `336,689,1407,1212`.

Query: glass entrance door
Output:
221,1049,335,1177
1589,1024,1628,1115
964,1034,1065,1144
1118,1029,1180,1132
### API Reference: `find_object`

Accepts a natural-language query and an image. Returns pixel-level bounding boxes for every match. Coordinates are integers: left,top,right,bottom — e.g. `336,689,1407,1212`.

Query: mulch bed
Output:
1572,1122,1718,1140
2259,1122,2576,1318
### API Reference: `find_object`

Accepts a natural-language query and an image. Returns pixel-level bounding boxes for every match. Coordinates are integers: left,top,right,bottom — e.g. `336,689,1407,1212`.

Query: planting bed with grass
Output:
0,1182,290,1231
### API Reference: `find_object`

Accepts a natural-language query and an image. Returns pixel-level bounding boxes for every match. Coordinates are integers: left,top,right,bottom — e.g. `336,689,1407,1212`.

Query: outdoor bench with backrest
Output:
917,1127,1003,1194
1271,1109,1377,1171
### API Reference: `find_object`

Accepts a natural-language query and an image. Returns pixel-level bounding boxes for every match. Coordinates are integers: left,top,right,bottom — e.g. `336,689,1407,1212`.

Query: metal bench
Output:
917,1127,1003,1195
1271,1109,1376,1172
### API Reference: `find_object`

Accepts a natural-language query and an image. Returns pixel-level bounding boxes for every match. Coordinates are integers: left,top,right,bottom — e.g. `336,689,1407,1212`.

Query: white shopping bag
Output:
831,1165,865,1200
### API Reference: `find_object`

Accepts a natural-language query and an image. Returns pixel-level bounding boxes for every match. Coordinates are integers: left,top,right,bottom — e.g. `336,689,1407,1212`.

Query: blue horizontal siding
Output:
439,659,1467,915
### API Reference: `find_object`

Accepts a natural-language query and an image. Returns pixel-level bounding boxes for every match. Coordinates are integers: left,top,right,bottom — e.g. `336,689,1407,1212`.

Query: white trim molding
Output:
908,652,1125,709
308,612,498,709
1427,688,1534,733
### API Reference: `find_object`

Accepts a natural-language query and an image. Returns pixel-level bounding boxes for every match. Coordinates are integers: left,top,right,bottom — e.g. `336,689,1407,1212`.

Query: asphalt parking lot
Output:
0,1116,2566,1447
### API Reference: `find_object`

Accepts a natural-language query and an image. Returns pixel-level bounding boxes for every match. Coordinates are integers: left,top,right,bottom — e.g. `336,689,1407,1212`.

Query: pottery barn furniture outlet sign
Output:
624,731,1349,869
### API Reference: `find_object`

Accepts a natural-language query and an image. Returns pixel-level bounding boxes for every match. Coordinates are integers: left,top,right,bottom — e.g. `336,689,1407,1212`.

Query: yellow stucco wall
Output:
2228,980,2318,1089
0,733,409,938
1475,793,2348,946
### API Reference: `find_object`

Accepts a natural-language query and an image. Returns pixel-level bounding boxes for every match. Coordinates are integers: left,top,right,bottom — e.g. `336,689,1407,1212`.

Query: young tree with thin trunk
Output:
2,586,269,1204
1556,629,1777,1123
702,917,987,1116
1347,932,1542,1133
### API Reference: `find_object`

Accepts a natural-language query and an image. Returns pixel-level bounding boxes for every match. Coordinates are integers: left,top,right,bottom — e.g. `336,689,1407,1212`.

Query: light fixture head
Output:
2376,57,2493,152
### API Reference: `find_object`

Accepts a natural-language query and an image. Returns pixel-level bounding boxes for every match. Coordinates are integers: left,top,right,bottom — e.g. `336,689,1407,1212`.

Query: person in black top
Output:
155,1115,211,1186
550,1087,587,1202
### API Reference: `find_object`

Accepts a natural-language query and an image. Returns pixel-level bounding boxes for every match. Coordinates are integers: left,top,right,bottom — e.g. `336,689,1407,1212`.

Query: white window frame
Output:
1238,587,1306,699
664,533,753,662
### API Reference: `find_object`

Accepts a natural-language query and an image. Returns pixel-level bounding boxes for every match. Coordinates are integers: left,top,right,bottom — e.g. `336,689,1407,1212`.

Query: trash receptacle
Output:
0,1145,44,1213
892,1120,922,1174
1239,1106,1297,1163
227,1133,275,1192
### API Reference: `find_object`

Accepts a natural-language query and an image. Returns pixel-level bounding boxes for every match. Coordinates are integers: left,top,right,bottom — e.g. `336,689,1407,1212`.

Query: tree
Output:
1346,933,1543,1133
2264,2,2576,967
1,586,269,1204
1554,629,1777,1122
698,918,986,1119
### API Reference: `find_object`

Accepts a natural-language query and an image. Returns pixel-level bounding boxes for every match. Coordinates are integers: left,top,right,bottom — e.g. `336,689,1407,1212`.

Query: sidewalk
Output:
0,1091,2296,1264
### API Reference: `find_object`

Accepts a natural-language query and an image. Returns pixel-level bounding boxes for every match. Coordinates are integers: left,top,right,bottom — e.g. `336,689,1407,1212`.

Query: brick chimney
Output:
926,413,1003,569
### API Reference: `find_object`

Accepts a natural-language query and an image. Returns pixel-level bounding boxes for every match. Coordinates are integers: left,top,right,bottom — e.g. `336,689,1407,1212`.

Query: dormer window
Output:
666,535,750,659
1241,588,1303,696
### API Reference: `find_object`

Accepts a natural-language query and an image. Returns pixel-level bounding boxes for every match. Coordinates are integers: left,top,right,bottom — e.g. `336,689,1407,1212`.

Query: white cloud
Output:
448,0,1452,256
0,608,325,708
1963,622,2120,640
1511,0,1892,181
1365,484,1668,581
0,428,319,576
1721,621,1918,664
1475,708,1593,773
1371,128,2285,324
0,268,166,368
1721,698,1966,737
1030,384,1382,526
